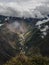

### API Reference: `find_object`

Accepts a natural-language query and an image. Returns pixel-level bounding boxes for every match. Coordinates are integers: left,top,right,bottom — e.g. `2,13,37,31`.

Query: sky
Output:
0,0,49,18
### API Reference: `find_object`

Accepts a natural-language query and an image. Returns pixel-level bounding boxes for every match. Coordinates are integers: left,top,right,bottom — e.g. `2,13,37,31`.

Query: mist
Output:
7,21,27,34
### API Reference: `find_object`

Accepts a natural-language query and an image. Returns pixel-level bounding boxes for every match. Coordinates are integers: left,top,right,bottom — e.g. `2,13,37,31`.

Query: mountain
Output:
0,18,30,64
0,24,21,64
0,15,47,26
0,15,49,65
24,19,49,56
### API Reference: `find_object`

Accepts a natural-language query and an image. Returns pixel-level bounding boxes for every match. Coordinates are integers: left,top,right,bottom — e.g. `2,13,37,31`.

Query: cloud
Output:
35,5,49,16
36,18,49,25
0,0,49,18
7,21,27,34
0,24,3,26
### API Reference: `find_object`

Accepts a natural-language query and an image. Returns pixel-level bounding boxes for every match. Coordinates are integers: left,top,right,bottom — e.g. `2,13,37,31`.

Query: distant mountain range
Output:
0,15,48,25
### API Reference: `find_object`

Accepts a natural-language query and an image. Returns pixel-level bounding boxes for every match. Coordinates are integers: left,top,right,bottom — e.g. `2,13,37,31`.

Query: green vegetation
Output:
3,54,49,65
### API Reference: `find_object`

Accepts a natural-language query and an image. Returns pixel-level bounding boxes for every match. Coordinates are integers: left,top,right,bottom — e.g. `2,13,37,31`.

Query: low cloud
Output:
35,5,49,16
0,0,49,18
36,18,49,25
7,21,27,34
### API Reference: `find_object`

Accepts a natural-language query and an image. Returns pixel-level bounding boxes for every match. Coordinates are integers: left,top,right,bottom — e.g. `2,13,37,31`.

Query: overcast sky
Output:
0,0,49,18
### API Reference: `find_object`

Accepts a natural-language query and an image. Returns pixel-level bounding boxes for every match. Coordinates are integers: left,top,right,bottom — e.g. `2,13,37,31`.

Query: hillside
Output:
0,24,20,64
3,53,49,65
0,15,49,65
24,19,49,57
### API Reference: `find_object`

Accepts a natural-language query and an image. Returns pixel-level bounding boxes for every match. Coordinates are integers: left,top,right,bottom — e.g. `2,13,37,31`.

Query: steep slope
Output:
0,15,49,65
4,54,49,65
24,19,49,56
0,24,20,64
0,20,30,64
